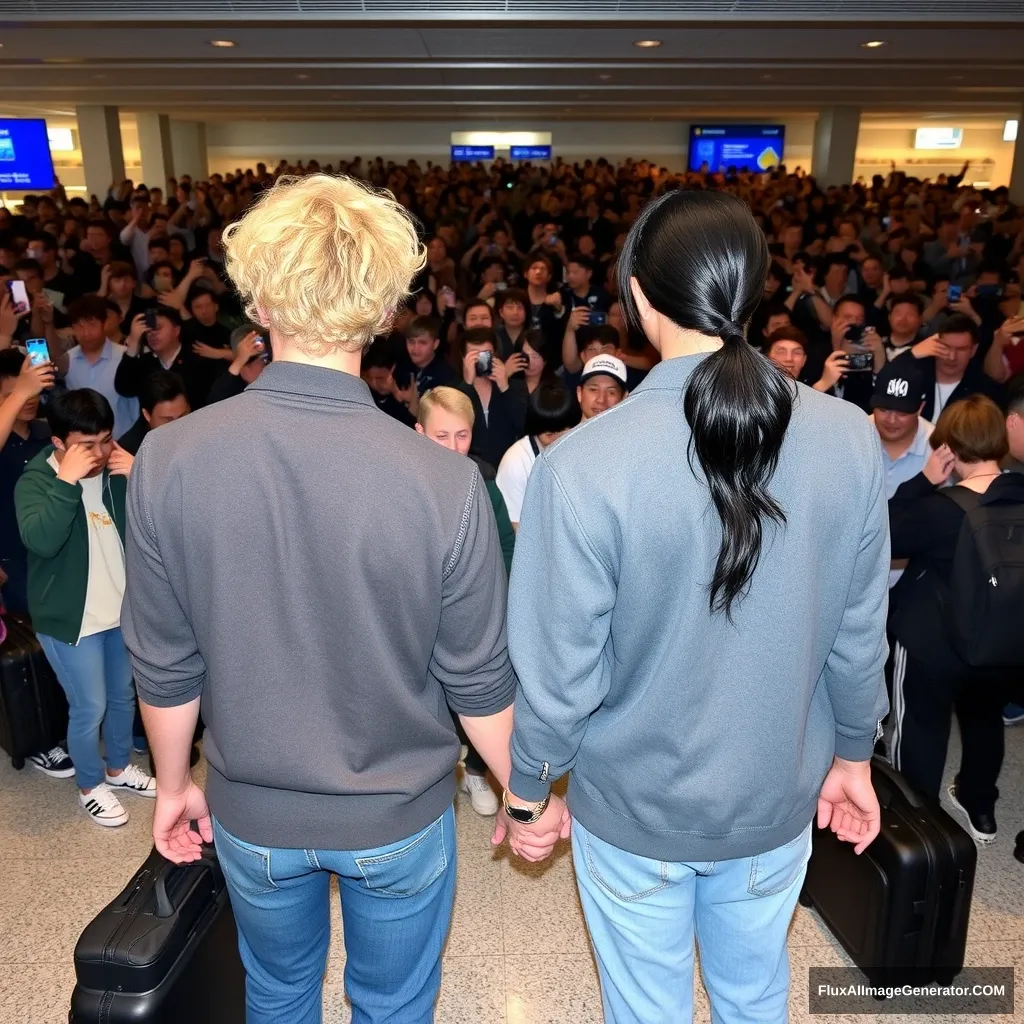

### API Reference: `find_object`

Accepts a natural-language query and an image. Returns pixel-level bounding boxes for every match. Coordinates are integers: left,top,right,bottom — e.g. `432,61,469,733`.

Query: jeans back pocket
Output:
747,822,813,898
355,812,450,899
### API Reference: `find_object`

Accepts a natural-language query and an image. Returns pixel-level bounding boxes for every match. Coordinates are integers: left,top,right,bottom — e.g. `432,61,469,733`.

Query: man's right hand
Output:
817,350,849,391
153,779,213,865
567,305,590,332
492,793,572,863
911,334,950,361
229,331,261,373
816,757,880,855
14,354,55,399
127,313,149,354
923,442,957,486
186,258,206,281
462,350,479,385
56,443,103,485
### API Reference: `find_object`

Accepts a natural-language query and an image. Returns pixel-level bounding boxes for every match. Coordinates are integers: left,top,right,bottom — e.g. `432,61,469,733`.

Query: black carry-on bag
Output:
69,846,246,1023
0,613,69,769
799,756,976,987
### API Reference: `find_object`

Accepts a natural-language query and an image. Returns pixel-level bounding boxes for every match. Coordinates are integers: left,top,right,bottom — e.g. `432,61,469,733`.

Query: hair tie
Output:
722,321,745,344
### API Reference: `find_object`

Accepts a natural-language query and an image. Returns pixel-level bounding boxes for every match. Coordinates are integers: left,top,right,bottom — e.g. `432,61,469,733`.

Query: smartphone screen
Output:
590,311,607,326
947,285,962,303
144,308,158,330
7,279,29,316
25,337,50,366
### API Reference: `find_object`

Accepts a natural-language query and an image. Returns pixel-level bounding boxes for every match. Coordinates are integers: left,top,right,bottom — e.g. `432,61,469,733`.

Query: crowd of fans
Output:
1,153,1023,838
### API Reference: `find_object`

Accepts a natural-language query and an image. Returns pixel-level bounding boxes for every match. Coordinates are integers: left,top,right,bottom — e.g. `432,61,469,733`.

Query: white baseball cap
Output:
579,354,627,388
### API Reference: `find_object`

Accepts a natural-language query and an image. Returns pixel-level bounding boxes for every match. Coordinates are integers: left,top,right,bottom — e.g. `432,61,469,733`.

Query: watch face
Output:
506,805,536,823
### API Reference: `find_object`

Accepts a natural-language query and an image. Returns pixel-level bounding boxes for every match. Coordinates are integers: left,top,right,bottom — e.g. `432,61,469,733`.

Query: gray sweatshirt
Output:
507,354,890,863
122,362,516,851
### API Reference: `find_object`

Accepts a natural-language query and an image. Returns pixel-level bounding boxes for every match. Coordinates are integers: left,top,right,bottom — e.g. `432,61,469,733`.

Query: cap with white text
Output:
579,354,628,389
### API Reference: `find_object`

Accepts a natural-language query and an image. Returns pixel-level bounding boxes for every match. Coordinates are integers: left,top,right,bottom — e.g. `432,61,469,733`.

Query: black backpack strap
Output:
942,485,983,513
529,435,540,457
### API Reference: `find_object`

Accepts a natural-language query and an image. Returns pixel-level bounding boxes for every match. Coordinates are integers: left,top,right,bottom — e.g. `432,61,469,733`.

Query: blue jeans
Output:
37,627,134,789
572,819,812,1024
213,805,457,1024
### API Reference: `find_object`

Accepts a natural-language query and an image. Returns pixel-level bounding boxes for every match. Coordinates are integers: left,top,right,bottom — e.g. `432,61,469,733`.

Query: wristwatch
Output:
502,790,550,824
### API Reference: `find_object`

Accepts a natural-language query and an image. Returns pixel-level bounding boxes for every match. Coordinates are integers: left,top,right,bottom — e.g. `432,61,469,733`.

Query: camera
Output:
475,351,493,376
846,350,874,372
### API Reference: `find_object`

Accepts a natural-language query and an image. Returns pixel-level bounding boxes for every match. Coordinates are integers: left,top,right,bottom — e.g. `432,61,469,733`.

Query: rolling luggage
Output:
0,614,69,769
69,846,246,1023
799,755,976,987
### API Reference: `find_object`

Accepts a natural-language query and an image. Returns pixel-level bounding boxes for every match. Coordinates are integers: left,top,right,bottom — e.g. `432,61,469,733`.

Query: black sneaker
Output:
947,780,997,845
27,746,75,779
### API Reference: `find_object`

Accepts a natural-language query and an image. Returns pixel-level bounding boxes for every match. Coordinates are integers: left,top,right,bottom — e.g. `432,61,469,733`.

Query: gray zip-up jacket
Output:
122,362,516,851
507,354,890,863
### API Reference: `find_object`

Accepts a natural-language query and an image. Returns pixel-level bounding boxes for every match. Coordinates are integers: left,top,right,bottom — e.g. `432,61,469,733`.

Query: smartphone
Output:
475,351,493,377
495,281,507,292
144,308,158,330
589,311,607,326
947,284,962,303
253,336,265,351
548,234,558,246
976,284,1003,299
843,324,864,344
6,279,29,316
845,348,874,372
439,286,455,309
25,337,50,366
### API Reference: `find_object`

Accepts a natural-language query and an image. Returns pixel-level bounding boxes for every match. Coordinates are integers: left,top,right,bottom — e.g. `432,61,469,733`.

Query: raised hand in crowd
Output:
923,442,957,486
106,441,135,478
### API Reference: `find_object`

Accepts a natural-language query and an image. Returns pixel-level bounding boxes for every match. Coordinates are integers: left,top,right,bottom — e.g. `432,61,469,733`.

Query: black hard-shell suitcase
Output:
69,847,246,1023
0,614,69,768
799,755,976,986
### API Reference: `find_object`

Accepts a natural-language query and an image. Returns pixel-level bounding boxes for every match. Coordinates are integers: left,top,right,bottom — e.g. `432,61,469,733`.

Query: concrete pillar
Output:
170,121,208,182
812,107,861,188
76,105,125,203
1008,113,1024,205
136,113,175,192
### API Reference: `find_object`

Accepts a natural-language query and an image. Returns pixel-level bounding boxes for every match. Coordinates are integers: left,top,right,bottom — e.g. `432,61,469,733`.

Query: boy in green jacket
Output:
415,386,514,818
15,388,155,827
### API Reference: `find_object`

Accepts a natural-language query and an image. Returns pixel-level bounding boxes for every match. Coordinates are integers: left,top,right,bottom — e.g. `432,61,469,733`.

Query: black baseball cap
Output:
871,360,926,414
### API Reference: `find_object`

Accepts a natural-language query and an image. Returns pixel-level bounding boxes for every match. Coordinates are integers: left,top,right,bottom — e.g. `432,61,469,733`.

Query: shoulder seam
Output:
444,469,478,579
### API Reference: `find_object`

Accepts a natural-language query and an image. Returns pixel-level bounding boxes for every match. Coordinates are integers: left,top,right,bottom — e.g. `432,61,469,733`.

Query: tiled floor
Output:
2,727,1022,1024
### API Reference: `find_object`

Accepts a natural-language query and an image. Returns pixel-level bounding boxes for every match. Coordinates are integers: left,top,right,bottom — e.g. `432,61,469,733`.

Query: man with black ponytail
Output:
504,189,890,1023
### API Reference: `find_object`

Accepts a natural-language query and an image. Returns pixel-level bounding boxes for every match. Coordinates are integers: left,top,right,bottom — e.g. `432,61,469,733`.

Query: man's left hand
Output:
492,793,571,863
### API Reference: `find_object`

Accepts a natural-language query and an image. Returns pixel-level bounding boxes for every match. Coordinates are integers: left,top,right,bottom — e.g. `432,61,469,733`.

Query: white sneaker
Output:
105,763,156,798
80,783,129,828
460,772,499,816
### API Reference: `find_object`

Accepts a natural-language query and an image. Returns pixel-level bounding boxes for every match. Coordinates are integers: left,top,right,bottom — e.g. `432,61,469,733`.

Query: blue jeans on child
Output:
37,627,134,789
572,818,813,1024
213,805,457,1024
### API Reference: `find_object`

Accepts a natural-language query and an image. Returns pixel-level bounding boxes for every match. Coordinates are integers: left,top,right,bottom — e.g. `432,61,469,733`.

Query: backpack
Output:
943,485,1024,668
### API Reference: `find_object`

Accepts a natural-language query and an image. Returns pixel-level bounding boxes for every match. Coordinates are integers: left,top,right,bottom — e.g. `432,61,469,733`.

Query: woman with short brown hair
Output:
888,393,1024,844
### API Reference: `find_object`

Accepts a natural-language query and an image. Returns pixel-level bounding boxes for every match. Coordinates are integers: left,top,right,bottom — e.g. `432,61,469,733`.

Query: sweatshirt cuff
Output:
834,728,880,762
507,766,552,804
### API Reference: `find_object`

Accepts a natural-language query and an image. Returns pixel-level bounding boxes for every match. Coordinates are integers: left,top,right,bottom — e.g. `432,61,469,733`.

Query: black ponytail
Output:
618,190,794,618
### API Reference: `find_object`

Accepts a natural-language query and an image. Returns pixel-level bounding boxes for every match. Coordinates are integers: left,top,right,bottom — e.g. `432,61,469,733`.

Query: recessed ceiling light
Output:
760,73,774,80
861,40,886,48
633,40,662,49
295,73,311,80
599,73,612,81
209,40,236,48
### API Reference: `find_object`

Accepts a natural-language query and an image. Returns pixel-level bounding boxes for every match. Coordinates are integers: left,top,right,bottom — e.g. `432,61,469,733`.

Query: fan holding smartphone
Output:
6,279,31,318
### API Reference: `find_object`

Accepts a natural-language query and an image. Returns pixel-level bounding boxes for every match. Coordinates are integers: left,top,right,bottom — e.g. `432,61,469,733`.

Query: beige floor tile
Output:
505,954,601,1024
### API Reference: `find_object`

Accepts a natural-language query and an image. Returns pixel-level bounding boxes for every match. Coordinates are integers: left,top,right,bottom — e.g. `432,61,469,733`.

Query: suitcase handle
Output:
153,834,218,920
870,755,924,810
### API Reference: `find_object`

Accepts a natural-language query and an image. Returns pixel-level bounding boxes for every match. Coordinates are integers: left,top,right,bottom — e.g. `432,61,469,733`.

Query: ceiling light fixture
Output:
861,40,886,48
633,40,662,49
209,40,236,48
295,73,311,80
599,73,612,81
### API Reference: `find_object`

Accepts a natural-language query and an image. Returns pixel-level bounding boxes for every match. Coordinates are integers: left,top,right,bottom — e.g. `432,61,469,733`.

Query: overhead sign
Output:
510,145,552,160
688,124,785,173
451,145,495,162
0,119,57,190
914,127,963,150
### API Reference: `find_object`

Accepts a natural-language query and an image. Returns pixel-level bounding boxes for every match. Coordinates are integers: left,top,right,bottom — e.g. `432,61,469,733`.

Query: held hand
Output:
568,305,590,331
911,334,950,361
492,794,572,863
186,258,206,280
819,350,849,391
504,353,528,378
106,442,135,478
192,341,226,360
489,355,509,390
127,313,149,353
816,758,880,855
462,350,478,385
14,354,55,399
56,442,103,485
153,780,213,865
924,443,957,486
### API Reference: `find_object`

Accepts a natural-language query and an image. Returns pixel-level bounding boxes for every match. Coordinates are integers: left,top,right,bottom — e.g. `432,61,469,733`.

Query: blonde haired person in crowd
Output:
122,175,567,1024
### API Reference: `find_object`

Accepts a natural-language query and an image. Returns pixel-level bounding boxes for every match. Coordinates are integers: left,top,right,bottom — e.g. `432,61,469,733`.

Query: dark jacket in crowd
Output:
121,362,516,851
889,471,1024,671
115,345,212,412
117,416,148,456
457,379,528,469
398,352,456,395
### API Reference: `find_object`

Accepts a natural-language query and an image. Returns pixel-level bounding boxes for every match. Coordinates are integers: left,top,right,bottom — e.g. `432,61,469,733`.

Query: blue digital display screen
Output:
687,125,785,173
451,145,495,162
0,119,56,190
510,146,552,160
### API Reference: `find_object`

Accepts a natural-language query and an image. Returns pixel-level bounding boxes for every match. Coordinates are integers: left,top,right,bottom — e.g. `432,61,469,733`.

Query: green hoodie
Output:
14,446,127,645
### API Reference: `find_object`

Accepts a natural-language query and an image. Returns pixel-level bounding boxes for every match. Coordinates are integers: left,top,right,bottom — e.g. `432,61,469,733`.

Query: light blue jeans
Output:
572,819,813,1024
213,805,457,1024
37,627,134,789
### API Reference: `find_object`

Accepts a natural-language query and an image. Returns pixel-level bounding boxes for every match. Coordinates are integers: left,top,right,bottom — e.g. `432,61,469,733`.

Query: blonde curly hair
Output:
223,174,425,356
